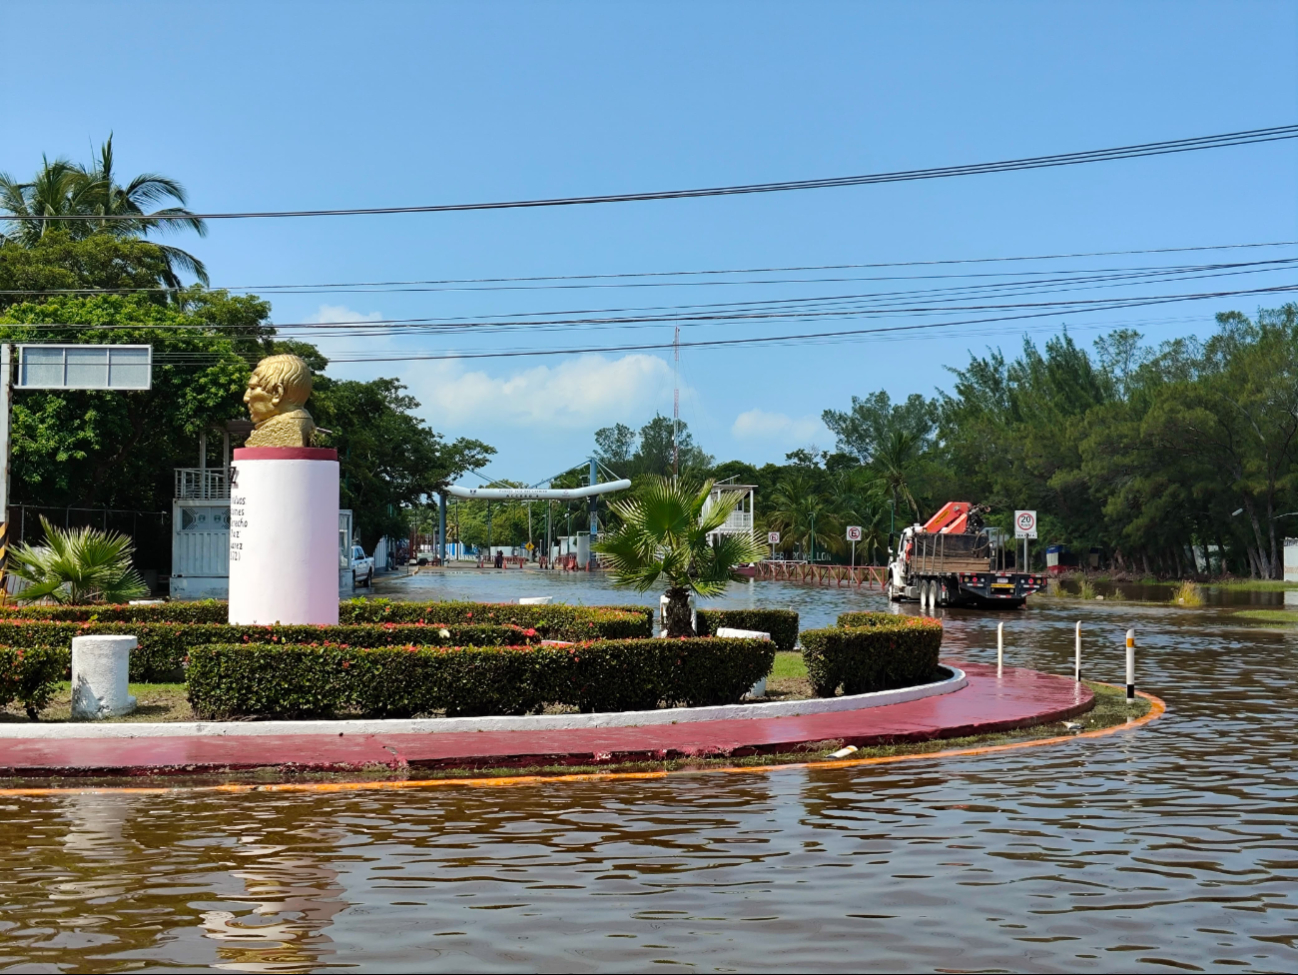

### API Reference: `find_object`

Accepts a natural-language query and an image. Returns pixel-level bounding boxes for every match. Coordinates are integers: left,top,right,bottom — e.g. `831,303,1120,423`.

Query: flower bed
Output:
695,608,799,650
801,615,943,696
186,637,776,720
0,599,653,642
0,621,539,683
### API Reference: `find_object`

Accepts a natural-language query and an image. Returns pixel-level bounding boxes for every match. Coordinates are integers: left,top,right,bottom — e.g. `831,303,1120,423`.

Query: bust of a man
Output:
243,354,317,447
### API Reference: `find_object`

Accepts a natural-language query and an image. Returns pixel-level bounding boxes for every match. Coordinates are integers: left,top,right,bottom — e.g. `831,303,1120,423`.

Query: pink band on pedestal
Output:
233,447,338,461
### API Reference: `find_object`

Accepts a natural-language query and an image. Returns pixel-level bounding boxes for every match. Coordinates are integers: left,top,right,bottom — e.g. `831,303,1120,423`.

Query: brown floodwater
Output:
0,586,1294,973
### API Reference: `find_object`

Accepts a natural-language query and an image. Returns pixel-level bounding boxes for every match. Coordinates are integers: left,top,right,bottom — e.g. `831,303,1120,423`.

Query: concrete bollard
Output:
717,627,772,699
1075,621,1082,682
71,636,138,720
518,596,553,605
997,621,1004,675
1125,628,1136,701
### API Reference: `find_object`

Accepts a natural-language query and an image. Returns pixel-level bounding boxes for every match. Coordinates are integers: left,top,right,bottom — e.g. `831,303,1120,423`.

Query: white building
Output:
704,481,756,544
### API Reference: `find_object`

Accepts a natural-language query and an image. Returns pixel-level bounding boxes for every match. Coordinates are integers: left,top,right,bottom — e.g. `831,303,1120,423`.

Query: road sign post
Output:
767,530,780,560
846,525,862,572
0,343,152,598
1013,509,1038,572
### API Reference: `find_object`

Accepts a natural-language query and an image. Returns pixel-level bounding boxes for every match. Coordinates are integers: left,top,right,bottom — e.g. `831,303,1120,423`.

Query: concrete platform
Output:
0,662,1092,777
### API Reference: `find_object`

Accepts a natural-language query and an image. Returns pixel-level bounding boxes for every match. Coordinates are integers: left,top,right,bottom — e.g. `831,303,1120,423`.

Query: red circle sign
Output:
1016,511,1036,531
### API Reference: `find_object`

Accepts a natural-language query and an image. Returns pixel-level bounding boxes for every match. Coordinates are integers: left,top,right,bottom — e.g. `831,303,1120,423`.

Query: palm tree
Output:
595,477,766,637
0,135,208,286
767,472,835,561
7,516,149,604
872,429,925,522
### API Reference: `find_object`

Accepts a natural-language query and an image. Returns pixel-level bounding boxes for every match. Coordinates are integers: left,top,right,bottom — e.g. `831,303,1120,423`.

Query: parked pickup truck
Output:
348,544,375,588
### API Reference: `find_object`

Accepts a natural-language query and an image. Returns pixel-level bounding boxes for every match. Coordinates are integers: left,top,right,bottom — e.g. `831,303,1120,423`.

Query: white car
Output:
349,545,375,588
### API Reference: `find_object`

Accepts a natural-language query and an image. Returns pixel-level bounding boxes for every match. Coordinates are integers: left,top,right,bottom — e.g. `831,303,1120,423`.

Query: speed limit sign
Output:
845,525,862,541
1014,510,1038,539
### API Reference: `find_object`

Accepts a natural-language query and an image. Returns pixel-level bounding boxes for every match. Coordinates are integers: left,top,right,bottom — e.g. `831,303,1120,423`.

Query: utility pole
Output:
588,456,598,569
672,325,680,476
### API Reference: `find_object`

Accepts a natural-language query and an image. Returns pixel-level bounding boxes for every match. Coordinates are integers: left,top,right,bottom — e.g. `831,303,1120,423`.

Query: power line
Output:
6,126,1295,223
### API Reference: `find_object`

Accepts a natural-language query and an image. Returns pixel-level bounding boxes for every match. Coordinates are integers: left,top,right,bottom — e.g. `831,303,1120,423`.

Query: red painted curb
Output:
0,663,1092,778
233,447,338,461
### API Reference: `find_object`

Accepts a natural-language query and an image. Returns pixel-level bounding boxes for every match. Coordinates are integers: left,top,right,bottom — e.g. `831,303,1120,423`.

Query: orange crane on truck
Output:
886,502,1046,608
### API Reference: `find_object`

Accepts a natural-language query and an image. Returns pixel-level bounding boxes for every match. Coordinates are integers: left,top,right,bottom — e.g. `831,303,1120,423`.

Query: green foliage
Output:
596,476,767,636
0,620,539,683
8,515,148,603
0,646,66,719
802,616,943,696
186,637,776,720
1,135,208,286
310,376,494,550
594,415,713,478
695,608,799,651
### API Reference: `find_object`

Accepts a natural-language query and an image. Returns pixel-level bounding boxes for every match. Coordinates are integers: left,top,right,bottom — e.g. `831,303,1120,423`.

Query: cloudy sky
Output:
5,1,1296,483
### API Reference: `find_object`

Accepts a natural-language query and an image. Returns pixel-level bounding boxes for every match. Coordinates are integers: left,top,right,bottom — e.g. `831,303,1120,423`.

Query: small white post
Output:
1125,628,1136,700
1075,621,1082,682
997,621,1004,675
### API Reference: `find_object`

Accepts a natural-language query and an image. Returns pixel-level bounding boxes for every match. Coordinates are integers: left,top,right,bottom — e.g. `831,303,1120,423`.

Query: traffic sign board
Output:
845,525,862,541
767,531,780,545
1014,510,1038,539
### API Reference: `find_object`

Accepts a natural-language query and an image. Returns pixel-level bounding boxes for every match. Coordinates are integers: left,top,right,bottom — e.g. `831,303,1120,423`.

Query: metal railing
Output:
175,467,231,500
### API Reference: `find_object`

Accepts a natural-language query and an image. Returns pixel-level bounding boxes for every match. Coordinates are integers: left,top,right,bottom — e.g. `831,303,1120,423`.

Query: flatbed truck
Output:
886,501,1046,609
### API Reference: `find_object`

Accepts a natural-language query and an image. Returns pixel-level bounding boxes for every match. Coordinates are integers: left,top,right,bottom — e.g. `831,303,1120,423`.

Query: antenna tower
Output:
672,325,680,475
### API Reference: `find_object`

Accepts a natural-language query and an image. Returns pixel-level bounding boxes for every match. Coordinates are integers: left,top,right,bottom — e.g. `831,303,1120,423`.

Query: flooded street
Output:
0,580,1293,972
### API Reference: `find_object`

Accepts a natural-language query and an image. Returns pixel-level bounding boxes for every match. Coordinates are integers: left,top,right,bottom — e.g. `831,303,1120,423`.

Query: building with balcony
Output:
704,481,756,544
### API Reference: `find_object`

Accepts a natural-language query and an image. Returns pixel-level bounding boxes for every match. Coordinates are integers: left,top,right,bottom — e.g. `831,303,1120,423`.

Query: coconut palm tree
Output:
7,516,149,604
872,429,925,522
0,135,208,286
767,472,835,561
595,477,766,637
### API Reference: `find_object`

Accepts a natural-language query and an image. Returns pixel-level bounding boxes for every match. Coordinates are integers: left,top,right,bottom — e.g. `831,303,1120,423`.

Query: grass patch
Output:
0,683,192,723
1208,579,1298,591
1232,609,1298,625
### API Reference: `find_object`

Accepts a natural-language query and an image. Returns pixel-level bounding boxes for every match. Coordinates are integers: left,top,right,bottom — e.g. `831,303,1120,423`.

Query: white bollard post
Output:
70,635,138,720
1125,628,1136,700
1075,621,1082,682
997,621,1004,675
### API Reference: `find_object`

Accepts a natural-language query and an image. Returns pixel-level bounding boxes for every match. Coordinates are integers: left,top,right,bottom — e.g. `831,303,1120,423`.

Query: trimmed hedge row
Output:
0,599,654,641
0,620,539,683
695,609,799,650
0,646,65,719
187,637,776,720
836,611,907,629
801,615,943,697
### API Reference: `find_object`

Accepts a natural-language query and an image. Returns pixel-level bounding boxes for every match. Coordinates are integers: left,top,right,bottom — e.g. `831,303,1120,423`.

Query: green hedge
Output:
801,616,943,697
0,646,65,719
0,599,653,641
696,608,799,650
187,637,776,720
836,611,906,629
0,620,538,683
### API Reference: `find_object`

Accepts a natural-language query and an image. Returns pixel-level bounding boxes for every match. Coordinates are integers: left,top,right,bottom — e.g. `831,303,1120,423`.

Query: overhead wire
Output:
5,125,1296,223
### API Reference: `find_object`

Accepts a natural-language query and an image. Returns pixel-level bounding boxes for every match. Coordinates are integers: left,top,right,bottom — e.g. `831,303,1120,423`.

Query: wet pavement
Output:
0,579,1293,972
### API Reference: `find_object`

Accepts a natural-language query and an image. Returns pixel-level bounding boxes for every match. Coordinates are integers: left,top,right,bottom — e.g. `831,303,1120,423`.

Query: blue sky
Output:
5,1,1296,483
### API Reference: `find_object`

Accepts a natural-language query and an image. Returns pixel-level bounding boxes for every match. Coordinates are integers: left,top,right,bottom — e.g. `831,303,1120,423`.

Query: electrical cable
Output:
6,126,1295,223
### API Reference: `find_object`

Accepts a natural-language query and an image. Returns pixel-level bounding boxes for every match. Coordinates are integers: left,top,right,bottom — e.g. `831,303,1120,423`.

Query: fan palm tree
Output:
7,516,149,604
0,135,208,286
595,477,766,637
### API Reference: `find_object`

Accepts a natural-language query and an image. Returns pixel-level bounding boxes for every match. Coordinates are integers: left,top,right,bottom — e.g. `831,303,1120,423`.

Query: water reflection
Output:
1,593,1295,971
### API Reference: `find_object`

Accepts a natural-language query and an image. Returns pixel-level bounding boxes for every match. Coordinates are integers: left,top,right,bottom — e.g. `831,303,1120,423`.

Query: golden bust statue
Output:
243,354,317,447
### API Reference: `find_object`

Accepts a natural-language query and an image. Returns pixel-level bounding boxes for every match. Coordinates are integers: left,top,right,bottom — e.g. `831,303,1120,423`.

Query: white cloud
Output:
731,409,829,444
305,304,384,325
407,353,678,429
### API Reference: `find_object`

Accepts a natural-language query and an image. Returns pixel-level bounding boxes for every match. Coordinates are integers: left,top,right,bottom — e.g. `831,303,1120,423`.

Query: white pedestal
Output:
71,635,138,720
229,447,340,625
715,627,772,700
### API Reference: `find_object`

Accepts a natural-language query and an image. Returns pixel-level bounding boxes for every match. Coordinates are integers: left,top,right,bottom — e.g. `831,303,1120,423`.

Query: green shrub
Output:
836,611,908,628
186,637,775,720
802,617,943,696
0,620,538,682
0,599,654,641
0,646,66,719
696,608,799,650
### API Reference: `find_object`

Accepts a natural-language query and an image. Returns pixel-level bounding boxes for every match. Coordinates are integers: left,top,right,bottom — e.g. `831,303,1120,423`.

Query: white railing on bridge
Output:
175,467,231,500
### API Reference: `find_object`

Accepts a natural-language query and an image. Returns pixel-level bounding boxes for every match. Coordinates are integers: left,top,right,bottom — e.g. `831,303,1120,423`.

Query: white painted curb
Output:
0,667,965,741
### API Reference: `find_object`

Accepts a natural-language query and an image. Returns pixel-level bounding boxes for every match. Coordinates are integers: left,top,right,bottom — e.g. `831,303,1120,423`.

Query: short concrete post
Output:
997,621,1004,675
70,635,138,720
1075,621,1082,682
1125,628,1136,701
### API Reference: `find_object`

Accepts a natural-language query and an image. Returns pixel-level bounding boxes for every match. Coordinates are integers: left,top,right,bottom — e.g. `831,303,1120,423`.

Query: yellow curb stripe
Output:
0,686,1165,798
